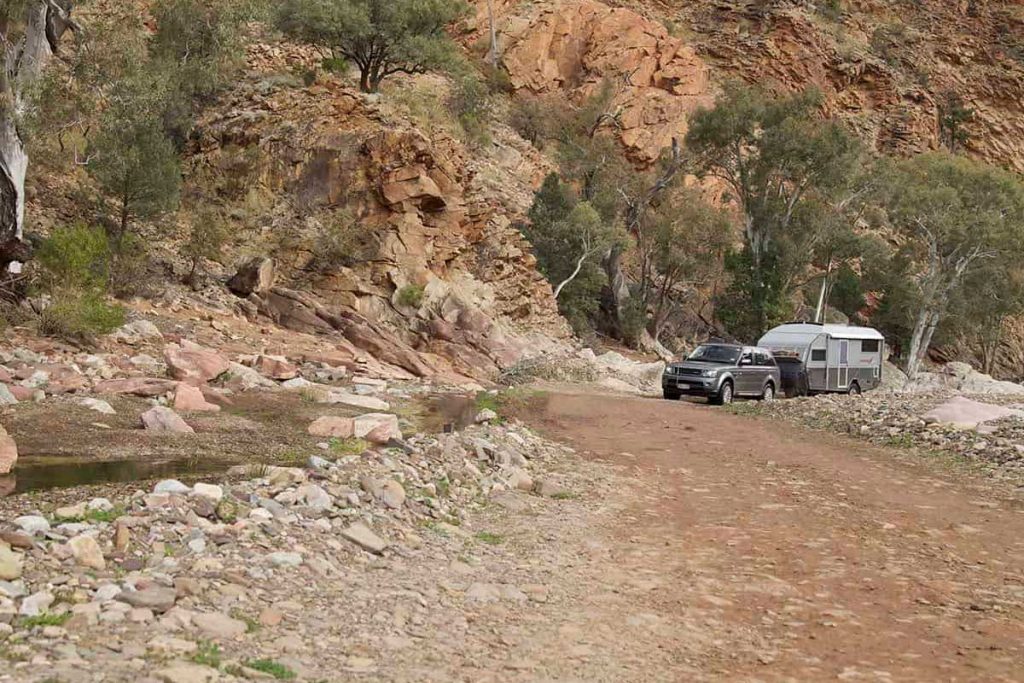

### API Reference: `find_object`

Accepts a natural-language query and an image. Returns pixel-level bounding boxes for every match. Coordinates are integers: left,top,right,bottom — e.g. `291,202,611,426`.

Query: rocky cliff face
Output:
485,0,714,162
184,46,569,382
469,0,1024,171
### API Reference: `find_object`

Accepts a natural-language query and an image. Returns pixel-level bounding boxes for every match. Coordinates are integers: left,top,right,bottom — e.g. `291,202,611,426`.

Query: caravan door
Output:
835,339,850,390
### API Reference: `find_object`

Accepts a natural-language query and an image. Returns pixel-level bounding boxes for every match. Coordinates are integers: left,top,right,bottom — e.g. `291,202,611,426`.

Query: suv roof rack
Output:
783,320,822,326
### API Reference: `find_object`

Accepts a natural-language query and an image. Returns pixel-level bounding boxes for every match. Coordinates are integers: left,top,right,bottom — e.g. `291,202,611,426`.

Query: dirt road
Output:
512,391,1024,682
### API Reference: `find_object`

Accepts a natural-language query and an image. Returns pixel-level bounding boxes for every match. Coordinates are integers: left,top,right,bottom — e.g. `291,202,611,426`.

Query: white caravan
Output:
757,322,885,394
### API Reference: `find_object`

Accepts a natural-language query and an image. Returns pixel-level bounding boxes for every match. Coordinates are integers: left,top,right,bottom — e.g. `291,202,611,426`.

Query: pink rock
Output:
255,355,299,381
173,384,220,413
353,413,401,442
307,416,355,438
8,386,33,401
164,341,229,385
364,423,396,445
140,407,194,434
0,425,17,474
94,378,177,397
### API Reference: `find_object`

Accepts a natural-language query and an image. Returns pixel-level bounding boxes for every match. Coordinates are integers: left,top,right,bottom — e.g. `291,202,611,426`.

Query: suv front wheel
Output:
711,380,734,406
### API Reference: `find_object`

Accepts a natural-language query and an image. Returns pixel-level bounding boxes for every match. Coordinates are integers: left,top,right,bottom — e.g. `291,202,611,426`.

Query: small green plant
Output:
551,491,578,501
395,284,425,309
19,612,71,629
229,608,261,633
277,449,308,465
37,293,125,344
191,640,222,668
475,531,504,545
329,437,369,455
243,659,296,680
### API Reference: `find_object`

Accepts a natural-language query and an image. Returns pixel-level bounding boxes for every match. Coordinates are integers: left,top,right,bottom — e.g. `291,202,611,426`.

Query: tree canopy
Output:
277,0,468,93
872,152,1024,377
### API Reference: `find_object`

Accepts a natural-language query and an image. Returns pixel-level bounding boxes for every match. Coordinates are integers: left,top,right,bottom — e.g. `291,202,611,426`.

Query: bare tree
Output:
0,0,79,271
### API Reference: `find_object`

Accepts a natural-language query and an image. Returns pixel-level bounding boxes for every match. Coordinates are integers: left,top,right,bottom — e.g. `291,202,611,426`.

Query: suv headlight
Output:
701,369,719,377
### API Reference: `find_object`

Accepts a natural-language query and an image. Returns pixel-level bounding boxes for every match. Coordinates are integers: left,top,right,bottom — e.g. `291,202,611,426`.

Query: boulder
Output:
193,612,247,640
0,384,17,405
353,413,400,442
68,534,106,570
0,425,16,475
254,354,298,380
341,522,388,554
80,397,115,414
164,341,230,385
379,480,406,509
921,396,1024,430
118,586,177,613
174,384,220,413
0,541,22,580
308,416,356,438
141,407,195,434
227,257,276,297
114,319,163,344
94,377,177,397
325,391,389,411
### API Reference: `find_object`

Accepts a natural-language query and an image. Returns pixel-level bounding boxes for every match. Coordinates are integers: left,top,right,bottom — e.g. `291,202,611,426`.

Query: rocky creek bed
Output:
0,414,607,683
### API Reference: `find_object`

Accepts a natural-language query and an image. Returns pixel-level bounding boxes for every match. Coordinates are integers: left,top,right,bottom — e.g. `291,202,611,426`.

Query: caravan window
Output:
862,339,880,352
810,349,826,362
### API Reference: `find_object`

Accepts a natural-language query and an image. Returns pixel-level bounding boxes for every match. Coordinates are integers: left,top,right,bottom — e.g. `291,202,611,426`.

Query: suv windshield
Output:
687,344,741,364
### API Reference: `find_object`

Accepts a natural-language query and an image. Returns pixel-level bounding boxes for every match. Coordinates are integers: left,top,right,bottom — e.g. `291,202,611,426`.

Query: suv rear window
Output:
755,352,773,366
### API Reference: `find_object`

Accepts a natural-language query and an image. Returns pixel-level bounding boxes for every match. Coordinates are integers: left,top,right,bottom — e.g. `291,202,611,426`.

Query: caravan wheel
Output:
848,382,862,396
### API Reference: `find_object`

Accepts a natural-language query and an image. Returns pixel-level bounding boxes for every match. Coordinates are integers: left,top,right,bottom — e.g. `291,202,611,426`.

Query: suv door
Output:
736,349,756,395
754,351,773,395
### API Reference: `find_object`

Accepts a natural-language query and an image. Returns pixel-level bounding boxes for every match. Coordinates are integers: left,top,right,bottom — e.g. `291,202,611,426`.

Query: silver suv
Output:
662,343,782,405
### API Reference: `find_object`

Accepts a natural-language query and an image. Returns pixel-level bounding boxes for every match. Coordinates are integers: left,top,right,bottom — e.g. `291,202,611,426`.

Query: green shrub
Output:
396,284,424,309
321,57,347,74
35,224,110,291
448,75,493,146
38,293,126,343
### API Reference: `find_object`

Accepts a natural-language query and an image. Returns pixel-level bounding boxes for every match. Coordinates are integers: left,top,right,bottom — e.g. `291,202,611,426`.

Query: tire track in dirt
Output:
517,391,1024,682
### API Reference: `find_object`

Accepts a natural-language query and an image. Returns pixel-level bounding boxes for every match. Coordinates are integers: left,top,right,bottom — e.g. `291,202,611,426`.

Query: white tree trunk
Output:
0,2,76,268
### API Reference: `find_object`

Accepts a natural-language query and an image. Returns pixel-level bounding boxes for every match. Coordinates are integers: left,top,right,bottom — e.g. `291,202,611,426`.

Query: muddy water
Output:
2,456,234,495
1,393,481,495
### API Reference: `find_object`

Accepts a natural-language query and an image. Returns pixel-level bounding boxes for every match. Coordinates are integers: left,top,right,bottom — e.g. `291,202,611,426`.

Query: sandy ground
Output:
505,391,1024,682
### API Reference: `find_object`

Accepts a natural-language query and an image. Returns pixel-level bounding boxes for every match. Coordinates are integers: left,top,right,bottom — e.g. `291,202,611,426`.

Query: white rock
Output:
80,398,115,415
281,377,314,390
0,384,17,405
87,497,114,512
94,584,122,602
14,515,50,535
326,391,390,411
20,590,54,616
154,479,191,494
265,552,303,567
475,409,498,423
191,483,223,502
295,483,333,511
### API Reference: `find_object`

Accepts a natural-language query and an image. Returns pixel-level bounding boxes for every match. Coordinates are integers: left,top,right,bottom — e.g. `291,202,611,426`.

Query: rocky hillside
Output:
468,0,1024,171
